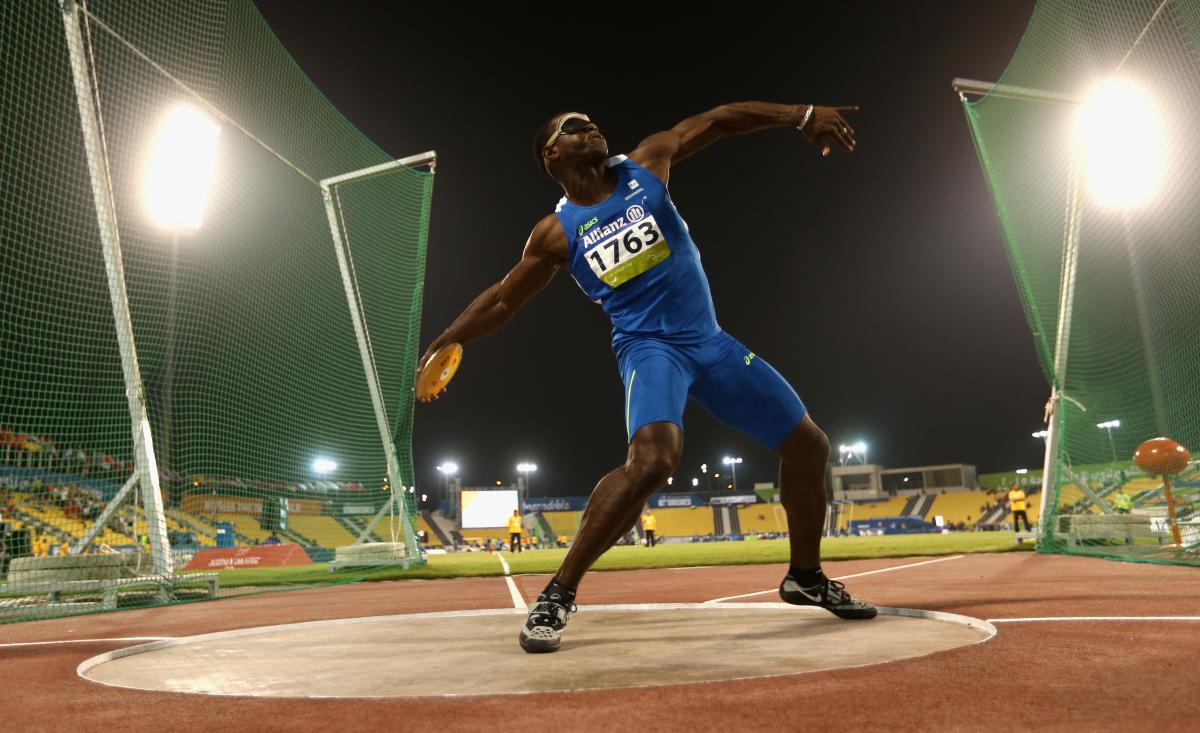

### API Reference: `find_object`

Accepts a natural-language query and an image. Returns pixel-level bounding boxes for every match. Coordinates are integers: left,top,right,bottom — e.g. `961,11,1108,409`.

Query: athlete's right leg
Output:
519,422,681,653
555,421,682,588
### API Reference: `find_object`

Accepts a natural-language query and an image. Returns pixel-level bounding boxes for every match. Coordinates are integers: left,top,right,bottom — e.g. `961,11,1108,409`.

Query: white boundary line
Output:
495,552,526,609
704,555,966,604
74,603,995,699
0,637,172,649
988,616,1200,623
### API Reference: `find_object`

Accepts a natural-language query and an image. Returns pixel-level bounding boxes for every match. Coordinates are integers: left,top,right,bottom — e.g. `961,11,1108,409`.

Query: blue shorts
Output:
616,331,807,450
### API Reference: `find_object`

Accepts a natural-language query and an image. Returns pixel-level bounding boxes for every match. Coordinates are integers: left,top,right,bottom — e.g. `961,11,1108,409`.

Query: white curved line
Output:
0,637,172,648
704,554,966,604
76,602,995,698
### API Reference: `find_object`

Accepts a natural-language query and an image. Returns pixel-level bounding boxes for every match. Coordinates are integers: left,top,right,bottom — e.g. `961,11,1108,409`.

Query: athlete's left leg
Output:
689,333,875,619
773,416,831,569
687,334,824,568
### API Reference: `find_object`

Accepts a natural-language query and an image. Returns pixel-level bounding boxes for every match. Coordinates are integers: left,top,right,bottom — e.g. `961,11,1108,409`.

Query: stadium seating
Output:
286,515,359,548
458,527,515,543
224,514,273,544
416,514,442,546
927,490,993,527
834,496,908,532
737,504,789,534
14,497,130,548
653,507,714,537
541,511,582,540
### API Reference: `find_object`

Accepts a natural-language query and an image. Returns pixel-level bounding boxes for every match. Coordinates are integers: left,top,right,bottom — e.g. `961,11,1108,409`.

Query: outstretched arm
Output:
417,215,567,401
629,102,859,182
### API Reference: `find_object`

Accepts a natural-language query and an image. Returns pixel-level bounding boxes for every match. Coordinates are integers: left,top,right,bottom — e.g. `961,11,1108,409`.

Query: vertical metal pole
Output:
161,233,179,478
321,184,417,560
61,0,172,576
1038,153,1084,543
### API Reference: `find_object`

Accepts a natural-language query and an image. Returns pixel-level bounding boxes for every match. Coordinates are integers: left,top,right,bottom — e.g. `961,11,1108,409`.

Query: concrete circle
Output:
78,603,995,698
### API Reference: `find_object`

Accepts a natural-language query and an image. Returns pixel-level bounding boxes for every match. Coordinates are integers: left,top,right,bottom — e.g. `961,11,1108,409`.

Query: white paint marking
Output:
76,602,995,698
0,637,172,649
495,552,526,610
704,554,966,604
987,616,1200,623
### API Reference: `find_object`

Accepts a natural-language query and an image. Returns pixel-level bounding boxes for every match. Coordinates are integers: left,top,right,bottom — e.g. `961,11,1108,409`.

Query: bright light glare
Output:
516,462,538,473
1016,468,1029,474
722,456,742,465
1079,79,1161,208
437,461,459,474
143,105,220,230
1096,419,1121,429
1032,430,1049,439
312,458,337,473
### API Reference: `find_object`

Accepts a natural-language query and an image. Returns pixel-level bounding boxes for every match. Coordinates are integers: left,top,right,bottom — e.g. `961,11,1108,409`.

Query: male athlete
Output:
418,101,876,653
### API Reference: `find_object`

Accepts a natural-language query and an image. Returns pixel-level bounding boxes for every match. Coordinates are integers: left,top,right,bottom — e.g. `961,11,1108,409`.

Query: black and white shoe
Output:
779,573,878,619
519,585,576,653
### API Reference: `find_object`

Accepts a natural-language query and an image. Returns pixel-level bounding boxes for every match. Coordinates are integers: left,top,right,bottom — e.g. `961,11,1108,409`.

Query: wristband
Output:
797,104,814,132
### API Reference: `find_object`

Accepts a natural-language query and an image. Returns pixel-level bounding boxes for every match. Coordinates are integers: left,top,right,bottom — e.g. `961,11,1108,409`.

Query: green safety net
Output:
1,0,433,622
963,0,1200,566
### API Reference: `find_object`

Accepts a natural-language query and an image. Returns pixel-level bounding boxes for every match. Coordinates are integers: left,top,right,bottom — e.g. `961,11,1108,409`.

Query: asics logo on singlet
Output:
577,217,599,236
581,217,626,246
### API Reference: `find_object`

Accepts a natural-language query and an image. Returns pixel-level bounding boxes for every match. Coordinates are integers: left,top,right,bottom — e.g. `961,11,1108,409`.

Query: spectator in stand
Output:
263,533,282,545
1008,484,1032,532
1112,491,1132,514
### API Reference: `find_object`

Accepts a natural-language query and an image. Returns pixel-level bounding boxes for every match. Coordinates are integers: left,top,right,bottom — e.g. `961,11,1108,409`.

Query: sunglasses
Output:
544,113,597,151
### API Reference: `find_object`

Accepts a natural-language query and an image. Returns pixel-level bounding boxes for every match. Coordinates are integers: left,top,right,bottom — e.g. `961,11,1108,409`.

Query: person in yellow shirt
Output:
1008,484,1031,532
507,509,524,554
641,510,657,547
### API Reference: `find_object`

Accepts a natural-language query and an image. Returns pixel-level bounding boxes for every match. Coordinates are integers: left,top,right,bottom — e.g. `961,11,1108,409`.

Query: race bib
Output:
582,212,671,289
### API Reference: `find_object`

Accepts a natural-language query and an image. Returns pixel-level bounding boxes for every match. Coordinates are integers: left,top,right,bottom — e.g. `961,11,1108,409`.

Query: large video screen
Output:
461,489,519,528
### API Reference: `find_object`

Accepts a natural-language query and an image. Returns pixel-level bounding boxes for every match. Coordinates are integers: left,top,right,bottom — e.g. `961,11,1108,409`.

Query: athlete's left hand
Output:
801,106,858,157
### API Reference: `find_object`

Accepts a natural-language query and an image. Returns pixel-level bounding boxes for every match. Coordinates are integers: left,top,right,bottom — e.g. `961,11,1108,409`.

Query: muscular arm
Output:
417,215,567,399
629,101,859,182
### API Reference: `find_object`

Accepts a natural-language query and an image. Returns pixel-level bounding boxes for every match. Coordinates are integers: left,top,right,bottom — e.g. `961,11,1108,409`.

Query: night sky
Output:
254,1,1046,497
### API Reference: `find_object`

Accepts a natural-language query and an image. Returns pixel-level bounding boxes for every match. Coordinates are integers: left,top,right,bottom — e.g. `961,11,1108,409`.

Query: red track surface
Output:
2,553,1198,732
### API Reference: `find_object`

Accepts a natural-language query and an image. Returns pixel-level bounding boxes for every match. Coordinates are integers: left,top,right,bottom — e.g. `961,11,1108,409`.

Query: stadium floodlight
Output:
1096,419,1121,463
312,458,337,473
667,477,674,486
1016,468,1029,474
517,462,537,495
435,461,459,503
838,442,868,465
1032,430,1049,439
1079,79,1161,208
691,477,699,487
722,456,742,491
142,104,221,230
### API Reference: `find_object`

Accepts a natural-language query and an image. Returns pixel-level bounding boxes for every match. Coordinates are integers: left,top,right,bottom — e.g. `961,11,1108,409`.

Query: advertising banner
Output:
183,543,313,570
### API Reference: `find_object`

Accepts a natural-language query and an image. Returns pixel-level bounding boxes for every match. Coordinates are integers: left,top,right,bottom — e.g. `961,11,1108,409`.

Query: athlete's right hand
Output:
801,106,859,157
415,338,449,403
